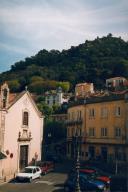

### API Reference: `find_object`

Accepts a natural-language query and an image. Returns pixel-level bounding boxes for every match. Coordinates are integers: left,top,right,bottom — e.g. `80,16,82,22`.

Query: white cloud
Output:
0,0,127,38
0,0,128,72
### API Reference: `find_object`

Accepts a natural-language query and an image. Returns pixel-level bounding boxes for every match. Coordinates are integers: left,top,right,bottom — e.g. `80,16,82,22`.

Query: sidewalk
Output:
0,174,14,185
0,177,6,185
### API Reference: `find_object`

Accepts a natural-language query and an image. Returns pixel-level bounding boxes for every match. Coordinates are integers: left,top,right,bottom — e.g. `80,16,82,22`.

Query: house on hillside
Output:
75,82,94,99
106,77,128,90
0,83,44,181
45,87,69,107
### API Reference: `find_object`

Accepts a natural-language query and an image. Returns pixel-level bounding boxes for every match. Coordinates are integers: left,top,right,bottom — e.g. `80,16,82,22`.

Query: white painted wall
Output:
1,92,43,178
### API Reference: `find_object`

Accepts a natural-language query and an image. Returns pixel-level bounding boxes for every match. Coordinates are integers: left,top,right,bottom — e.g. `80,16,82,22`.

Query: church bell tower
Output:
1,82,9,109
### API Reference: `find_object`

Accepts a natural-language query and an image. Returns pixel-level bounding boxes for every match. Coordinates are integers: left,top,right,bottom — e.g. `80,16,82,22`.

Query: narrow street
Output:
0,160,127,192
0,160,71,192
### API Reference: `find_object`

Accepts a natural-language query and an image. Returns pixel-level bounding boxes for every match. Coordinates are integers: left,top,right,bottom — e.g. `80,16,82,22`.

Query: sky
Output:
0,0,128,73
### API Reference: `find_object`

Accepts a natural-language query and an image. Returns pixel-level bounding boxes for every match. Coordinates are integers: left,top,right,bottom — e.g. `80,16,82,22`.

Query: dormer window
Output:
23,111,29,126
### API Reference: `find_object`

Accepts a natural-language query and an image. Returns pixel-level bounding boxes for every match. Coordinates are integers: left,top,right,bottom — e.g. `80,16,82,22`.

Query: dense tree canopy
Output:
0,35,128,92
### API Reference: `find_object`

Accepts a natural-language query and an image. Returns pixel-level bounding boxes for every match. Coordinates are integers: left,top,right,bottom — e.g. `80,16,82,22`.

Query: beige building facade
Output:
67,93,128,162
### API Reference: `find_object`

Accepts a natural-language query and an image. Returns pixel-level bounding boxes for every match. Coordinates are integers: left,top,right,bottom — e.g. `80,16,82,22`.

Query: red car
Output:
79,169,111,185
36,161,55,175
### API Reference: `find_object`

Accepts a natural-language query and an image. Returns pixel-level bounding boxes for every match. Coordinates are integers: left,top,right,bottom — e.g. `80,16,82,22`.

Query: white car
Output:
16,166,42,182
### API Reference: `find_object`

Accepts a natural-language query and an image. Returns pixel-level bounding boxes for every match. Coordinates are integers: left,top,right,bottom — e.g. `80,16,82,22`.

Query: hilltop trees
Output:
0,35,128,93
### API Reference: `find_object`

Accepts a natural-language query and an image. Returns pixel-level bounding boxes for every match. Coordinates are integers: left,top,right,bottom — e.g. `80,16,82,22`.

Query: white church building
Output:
0,83,44,181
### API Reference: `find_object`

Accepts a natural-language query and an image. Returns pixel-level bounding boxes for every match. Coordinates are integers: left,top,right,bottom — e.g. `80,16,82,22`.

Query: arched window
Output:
23,111,29,126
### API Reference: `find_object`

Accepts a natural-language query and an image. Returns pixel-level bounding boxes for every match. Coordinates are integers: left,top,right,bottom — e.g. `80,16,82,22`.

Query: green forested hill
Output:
0,34,128,93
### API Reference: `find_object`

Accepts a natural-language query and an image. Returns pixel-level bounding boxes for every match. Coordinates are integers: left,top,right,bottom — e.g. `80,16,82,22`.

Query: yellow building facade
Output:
67,94,128,162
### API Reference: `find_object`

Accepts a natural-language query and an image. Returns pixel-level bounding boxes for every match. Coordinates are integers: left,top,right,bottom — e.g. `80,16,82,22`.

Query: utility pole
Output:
74,129,81,192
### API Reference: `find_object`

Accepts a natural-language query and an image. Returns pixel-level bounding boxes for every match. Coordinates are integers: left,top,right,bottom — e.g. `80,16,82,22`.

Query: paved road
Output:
0,161,72,192
0,160,127,192
0,173,66,192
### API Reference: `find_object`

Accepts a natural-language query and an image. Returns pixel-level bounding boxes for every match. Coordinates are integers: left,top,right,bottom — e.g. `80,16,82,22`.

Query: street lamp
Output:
74,128,81,192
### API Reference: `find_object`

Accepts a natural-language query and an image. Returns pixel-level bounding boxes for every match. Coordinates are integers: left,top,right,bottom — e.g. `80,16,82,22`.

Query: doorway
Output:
19,145,28,170
88,146,95,160
101,146,108,161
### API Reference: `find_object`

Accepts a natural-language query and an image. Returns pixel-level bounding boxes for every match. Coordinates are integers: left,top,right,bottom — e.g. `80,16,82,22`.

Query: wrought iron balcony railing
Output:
66,119,83,126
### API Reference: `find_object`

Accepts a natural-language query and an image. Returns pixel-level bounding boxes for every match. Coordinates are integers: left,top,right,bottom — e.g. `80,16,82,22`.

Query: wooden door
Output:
19,145,28,170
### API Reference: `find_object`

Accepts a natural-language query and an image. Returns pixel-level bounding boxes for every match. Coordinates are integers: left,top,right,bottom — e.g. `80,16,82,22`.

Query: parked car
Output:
16,166,41,182
81,165,111,178
64,174,106,192
79,169,111,186
36,161,55,175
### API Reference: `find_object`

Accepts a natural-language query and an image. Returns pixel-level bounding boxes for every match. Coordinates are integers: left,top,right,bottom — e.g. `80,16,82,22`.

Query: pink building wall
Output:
0,92,43,179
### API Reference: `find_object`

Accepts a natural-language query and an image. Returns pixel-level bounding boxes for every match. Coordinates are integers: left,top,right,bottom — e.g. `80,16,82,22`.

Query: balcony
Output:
67,136,87,144
87,136,127,145
67,137,73,142
66,119,83,126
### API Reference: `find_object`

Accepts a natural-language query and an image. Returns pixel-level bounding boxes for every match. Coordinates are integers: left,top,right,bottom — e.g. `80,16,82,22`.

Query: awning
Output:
0,152,7,160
